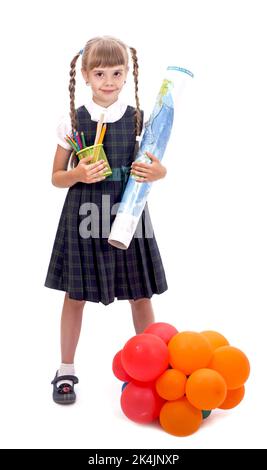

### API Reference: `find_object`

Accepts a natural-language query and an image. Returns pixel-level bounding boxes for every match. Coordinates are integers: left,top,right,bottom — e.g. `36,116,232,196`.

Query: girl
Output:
45,36,168,404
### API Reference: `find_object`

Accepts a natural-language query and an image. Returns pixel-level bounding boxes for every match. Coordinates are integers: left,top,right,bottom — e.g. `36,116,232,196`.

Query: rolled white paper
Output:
108,66,193,249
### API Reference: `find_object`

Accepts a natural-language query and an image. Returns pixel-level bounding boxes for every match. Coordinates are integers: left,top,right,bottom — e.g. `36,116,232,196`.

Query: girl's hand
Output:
131,152,167,183
74,155,108,184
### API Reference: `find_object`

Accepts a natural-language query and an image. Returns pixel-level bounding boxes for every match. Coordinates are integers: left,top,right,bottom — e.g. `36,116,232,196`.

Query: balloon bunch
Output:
112,323,250,436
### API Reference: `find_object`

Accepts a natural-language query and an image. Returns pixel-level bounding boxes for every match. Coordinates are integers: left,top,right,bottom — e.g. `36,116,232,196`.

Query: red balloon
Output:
121,334,169,382
144,322,178,344
121,381,165,424
112,350,132,382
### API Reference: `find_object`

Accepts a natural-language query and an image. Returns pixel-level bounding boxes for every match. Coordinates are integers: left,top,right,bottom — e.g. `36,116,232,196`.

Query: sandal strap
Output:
51,374,79,385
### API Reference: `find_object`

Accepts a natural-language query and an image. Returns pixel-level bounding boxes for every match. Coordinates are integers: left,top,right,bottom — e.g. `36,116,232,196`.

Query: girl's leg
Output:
129,298,155,334
52,293,86,402
61,292,86,363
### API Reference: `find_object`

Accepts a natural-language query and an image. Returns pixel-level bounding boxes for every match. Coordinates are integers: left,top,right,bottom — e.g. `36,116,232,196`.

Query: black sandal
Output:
51,371,79,405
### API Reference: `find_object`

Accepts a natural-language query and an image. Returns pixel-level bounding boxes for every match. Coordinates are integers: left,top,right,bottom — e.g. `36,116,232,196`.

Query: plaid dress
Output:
44,105,168,305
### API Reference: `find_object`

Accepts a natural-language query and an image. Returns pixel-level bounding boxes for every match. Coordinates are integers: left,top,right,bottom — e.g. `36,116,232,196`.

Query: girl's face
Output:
82,65,128,107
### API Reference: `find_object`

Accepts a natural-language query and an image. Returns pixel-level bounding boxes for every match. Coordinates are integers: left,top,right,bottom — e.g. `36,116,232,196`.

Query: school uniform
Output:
44,99,168,305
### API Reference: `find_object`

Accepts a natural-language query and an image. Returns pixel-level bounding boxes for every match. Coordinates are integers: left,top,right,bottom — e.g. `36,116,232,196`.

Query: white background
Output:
0,0,266,449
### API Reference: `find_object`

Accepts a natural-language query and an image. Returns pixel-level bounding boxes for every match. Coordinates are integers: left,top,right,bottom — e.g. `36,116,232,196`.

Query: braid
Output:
129,47,142,138
69,52,80,133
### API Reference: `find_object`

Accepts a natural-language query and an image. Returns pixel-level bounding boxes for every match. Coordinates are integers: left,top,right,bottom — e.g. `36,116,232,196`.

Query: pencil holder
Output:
76,144,112,177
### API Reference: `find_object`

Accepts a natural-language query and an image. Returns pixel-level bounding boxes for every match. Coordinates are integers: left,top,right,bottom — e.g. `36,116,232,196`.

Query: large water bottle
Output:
108,66,193,249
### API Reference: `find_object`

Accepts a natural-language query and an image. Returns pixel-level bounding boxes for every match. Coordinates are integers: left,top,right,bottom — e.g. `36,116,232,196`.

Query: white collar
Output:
85,98,128,123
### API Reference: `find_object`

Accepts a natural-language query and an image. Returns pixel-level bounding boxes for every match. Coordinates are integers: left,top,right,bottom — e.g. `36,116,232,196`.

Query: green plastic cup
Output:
76,144,112,177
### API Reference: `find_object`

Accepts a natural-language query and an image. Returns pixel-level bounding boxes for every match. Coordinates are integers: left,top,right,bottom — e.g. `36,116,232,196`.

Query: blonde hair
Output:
69,35,142,139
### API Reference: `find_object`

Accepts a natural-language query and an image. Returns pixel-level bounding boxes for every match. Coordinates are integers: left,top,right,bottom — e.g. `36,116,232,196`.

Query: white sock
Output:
57,363,75,388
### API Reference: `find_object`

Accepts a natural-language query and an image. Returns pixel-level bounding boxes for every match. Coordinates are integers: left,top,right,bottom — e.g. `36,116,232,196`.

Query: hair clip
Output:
79,49,84,55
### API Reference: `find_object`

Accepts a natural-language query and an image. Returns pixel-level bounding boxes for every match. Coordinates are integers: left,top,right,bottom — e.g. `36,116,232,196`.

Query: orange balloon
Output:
186,368,227,410
201,330,229,352
156,369,187,401
168,332,213,375
219,386,245,409
209,346,250,389
159,397,202,436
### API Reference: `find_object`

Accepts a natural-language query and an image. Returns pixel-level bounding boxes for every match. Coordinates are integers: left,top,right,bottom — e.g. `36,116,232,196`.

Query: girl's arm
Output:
51,145,78,188
131,151,167,183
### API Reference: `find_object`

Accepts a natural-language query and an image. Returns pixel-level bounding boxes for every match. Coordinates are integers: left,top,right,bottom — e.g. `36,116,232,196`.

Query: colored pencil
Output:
97,123,107,145
81,131,86,148
65,137,78,151
66,134,78,149
73,132,81,150
76,131,83,150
